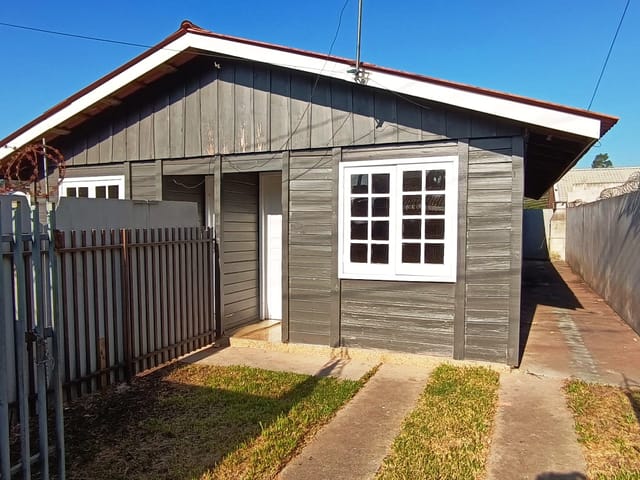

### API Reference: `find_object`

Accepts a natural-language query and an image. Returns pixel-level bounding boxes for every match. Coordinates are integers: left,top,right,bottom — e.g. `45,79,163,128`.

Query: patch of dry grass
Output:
565,380,640,479
375,364,500,480
64,363,365,479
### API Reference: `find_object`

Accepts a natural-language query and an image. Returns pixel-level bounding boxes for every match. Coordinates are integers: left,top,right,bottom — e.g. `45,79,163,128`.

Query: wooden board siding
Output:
464,137,515,363
340,142,459,354
287,151,336,345
56,56,520,166
130,161,161,200
341,280,455,355
222,172,259,331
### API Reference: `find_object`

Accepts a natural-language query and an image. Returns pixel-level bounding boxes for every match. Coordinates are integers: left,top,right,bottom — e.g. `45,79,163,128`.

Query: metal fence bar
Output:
0,205,11,480
12,201,31,479
31,205,50,480
48,205,65,480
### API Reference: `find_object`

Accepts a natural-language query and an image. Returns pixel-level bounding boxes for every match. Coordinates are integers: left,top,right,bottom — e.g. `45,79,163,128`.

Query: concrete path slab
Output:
520,261,640,387
182,345,376,381
487,372,587,480
278,363,431,480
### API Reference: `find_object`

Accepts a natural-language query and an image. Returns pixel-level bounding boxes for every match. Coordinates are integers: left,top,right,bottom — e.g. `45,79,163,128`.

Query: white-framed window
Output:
338,156,458,282
59,175,125,200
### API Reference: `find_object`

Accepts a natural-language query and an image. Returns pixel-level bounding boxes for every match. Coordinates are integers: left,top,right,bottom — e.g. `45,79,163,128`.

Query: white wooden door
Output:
260,173,282,320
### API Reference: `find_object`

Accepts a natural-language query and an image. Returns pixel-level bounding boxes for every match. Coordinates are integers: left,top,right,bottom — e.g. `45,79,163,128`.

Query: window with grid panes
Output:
339,156,457,282
59,176,125,200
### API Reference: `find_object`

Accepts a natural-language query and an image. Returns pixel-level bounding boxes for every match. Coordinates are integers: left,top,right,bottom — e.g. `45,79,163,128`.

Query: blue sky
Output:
0,0,637,167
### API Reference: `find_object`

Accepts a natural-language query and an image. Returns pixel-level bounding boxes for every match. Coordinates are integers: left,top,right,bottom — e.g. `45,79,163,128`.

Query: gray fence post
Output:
13,200,31,479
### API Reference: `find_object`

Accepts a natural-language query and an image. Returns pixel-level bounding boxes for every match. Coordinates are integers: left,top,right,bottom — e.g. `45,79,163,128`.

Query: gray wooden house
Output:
0,21,616,365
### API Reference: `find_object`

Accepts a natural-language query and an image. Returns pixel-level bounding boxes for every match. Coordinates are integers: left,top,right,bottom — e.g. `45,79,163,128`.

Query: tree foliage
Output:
591,153,613,168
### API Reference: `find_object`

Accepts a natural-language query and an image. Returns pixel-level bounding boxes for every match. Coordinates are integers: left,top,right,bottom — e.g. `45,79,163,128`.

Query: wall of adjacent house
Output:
566,191,640,335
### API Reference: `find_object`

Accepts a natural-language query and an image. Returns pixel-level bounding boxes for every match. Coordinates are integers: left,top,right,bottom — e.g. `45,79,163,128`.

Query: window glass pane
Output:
371,221,389,240
425,170,446,190
350,244,368,263
351,174,368,194
402,243,421,263
403,171,421,191
351,221,368,240
425,219,445,239
351,198,368,217
372,173,390,194
66,187,77,197
402,219,421,239
78,187,89,198
403,195,421,215
95,186,107,198
425,195,445,214
371,244,388,264
372,197,389,217
425,243,445,264
108,185,119,199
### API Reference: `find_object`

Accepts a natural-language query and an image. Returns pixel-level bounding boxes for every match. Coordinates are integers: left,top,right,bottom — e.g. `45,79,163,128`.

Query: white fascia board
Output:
1,31,601,161
188,33,601,139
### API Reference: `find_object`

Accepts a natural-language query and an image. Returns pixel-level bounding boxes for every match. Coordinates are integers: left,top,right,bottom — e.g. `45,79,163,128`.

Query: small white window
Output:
59,175,125,200
338,157,458,282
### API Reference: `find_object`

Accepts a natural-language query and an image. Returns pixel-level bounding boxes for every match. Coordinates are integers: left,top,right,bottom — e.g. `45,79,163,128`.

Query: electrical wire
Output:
587,0,631,110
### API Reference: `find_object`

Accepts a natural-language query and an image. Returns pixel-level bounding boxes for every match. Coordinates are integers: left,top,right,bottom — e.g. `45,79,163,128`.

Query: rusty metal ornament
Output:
0,143,66,198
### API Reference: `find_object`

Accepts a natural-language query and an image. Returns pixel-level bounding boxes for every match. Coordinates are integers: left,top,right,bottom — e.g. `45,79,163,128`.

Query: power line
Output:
0,21,153,49
587,0,631,110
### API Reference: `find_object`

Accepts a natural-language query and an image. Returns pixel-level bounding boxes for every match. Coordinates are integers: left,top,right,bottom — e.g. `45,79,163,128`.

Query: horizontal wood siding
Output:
341,280,455,355
288,151,335,344
464,137,514,362
222,172,259,331
56,56,520,165
130,161,161,200
340,142,459,354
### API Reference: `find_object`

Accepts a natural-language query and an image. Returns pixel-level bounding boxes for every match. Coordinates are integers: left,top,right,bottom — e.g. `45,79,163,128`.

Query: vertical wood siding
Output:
222,173,259,331
464,138,515,362
57,57,519,166
287,151,336,345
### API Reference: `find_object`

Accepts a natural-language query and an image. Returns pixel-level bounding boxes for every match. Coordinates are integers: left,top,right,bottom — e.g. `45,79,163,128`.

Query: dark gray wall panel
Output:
341,280,455,355
130,161,161,201
287,151,336,345
463,139,515,363
222,172,259,331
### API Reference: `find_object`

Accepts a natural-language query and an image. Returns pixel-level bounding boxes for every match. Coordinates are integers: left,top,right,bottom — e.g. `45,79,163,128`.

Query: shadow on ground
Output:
62,360,352,480
536,473,586,480
520,261,583,361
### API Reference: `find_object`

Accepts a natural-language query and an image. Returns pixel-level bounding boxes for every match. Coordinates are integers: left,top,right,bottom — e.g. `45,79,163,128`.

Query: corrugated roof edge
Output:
0,19,619,150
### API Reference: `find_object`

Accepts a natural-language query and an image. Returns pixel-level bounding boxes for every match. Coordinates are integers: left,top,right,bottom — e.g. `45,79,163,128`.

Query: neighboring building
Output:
0,21,617,365
554,166,639,208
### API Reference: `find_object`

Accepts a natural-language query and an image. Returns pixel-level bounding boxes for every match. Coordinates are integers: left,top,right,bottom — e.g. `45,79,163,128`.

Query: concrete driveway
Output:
519,260,640,387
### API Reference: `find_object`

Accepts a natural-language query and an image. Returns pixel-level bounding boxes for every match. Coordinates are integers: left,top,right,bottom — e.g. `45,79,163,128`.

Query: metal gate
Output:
0,199,65,479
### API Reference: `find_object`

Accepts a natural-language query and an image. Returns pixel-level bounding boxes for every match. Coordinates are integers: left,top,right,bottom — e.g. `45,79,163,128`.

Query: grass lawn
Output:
64,362,367,479
375,363,500,480
564,380,640,479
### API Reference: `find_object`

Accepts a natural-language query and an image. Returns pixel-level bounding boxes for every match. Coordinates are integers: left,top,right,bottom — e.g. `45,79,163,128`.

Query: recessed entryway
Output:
260,172,283,320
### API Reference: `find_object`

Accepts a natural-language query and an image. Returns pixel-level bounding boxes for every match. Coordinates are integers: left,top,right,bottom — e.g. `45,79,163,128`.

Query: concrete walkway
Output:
487,372,587,480
279,363,431,480
183,344,376,381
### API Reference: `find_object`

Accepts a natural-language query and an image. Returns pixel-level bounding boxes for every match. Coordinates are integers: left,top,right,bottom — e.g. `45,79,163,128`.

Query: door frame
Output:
259,172,283,320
